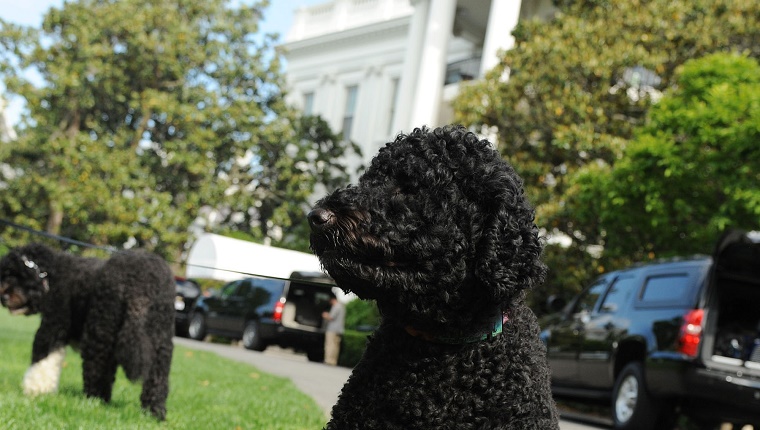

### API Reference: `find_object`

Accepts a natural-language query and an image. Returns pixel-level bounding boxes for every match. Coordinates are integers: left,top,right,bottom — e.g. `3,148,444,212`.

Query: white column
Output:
358,65,383,161
408,0,457,129
317,73,341,132
392,0,430,134
0,97,17,142
480,0,523,76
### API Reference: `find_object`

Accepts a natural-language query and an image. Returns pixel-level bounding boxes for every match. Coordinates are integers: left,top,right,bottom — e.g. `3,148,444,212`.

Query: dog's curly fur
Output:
309,125,559,429
0,243,174,420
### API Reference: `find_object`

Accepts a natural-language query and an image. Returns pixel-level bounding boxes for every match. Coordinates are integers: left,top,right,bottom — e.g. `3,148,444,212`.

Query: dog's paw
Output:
22,347,66,396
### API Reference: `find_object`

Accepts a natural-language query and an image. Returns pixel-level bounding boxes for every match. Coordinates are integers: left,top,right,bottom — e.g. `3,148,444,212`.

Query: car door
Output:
577,274,638,389
205,280,241,332
217,279,256,333
545,278,609,385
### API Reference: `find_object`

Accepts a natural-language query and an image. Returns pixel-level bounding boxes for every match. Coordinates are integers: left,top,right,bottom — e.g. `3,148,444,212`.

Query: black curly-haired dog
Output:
309,125,559,429
0,243,174,420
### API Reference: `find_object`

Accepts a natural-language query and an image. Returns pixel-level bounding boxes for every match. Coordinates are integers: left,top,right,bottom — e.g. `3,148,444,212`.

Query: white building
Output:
281,0,555,173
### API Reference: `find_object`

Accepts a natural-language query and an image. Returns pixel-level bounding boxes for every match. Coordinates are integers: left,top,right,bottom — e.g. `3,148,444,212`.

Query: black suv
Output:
541,230,760,429
187,271,334,362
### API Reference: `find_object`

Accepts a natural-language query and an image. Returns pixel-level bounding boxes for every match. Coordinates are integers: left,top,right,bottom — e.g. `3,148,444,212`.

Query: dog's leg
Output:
80,301,121,403
139,302,174,421
139,334,173,421
25,314,71,396
22,347,66,396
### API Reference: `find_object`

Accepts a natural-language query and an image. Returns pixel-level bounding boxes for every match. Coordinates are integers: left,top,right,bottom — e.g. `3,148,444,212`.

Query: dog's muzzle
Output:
308,208,335,231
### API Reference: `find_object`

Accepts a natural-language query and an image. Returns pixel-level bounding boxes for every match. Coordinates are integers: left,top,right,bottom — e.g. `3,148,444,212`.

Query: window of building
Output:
303,92,314,116
342,85,358,141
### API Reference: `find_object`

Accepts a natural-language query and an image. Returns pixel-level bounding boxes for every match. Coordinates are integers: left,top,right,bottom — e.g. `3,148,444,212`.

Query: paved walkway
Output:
173,337,351,416
174,337,609,429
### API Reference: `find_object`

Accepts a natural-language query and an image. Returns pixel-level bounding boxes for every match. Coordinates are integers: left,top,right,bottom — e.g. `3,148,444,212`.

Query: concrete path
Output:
174,336,609,429
173,337,351,416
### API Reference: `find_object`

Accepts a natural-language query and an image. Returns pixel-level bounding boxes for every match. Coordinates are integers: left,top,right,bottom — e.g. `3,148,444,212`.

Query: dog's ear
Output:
15,244,56,278
474,214,546,304
471,168,547,304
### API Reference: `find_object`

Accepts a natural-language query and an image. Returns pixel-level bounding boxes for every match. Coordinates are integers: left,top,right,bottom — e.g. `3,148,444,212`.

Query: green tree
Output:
454,0,759,251
0,0,357,260
566,53,760,261
454,0,759,295
217,114,361,253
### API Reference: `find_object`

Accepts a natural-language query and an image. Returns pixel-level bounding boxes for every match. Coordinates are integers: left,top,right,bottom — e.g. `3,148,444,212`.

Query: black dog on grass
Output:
0,243,174,420
309,125,559,429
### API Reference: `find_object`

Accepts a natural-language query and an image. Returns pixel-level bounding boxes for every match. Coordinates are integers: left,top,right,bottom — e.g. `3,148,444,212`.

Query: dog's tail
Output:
115,298,154,381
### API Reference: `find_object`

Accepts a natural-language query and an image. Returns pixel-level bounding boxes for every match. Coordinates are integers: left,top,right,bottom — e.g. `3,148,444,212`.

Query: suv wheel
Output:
175,322,189,338
306,347,324,363
612,362,671,430
188,313,207,341
242,321,266,351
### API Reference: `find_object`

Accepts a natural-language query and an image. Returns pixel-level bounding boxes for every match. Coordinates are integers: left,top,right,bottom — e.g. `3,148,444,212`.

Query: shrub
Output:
338,329,372,368
345,299,380,330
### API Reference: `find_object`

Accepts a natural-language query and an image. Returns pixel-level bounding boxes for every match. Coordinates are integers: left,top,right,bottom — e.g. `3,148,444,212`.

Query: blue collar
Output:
404,313,507,345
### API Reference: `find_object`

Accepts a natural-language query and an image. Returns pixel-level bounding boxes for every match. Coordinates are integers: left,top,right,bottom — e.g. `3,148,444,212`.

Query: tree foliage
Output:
454,0,759,294
0,0,357,259
455,0,758,244
566,53,760,261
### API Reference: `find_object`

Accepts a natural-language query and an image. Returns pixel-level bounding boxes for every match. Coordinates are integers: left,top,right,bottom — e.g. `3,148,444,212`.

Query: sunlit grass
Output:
0,311,327,429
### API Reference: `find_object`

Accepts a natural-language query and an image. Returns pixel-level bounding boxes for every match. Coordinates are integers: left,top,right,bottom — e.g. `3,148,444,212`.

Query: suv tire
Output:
242,321,266,351
175,321,189,338
188,312,207,341
306,347,324,363
612,362,668,430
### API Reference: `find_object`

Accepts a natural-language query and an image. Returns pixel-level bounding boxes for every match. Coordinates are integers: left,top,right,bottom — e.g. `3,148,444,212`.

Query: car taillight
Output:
273,298,285,323
677,309,704,357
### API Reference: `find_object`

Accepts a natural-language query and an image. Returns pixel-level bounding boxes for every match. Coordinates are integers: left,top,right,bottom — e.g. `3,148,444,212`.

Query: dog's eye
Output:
392,185,415,197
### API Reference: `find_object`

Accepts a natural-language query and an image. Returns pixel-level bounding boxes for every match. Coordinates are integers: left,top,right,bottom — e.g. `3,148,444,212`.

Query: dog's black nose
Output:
308,208,335,229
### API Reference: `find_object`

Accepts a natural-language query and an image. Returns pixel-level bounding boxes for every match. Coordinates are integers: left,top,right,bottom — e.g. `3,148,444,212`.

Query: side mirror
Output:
546,295,567,313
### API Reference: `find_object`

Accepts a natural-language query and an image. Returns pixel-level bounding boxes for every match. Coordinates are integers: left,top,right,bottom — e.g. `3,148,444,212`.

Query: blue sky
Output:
0,0,325,125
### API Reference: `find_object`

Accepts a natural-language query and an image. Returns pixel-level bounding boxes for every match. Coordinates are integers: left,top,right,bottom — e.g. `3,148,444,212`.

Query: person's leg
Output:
324,332,339,365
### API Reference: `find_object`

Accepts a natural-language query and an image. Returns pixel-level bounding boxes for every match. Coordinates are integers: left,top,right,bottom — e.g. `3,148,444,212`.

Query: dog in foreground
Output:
309,125,559,429
0,243,175,420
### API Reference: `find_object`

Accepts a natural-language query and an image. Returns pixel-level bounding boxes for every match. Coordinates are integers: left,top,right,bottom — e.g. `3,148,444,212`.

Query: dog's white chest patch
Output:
22,347,66,396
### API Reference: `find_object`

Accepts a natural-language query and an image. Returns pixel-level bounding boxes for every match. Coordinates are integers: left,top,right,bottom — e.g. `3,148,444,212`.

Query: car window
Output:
247,278,279,305
599,276,637,313
573,280,608,314
288,281,334,308
256,279,285,295
236,279,253,298
218,281,241,299
640,274,691,303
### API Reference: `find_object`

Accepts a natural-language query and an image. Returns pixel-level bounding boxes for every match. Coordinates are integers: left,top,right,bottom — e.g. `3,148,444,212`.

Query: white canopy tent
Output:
185,233,325,282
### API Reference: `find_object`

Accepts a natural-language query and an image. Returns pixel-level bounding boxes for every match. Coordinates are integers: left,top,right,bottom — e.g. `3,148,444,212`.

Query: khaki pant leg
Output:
324,332,341,366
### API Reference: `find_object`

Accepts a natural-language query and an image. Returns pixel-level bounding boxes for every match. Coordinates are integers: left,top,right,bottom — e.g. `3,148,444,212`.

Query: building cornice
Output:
281,16,411,55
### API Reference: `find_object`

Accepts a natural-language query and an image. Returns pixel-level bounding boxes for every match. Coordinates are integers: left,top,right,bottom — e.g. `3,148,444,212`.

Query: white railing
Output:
287,0,413,42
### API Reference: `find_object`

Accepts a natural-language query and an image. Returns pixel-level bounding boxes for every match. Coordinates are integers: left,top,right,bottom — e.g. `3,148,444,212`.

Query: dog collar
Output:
22,255,49,293
404,313,507,345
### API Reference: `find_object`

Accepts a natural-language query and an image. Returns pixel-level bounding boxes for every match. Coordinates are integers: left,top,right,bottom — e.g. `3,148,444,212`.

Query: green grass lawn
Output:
0,311,327,429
